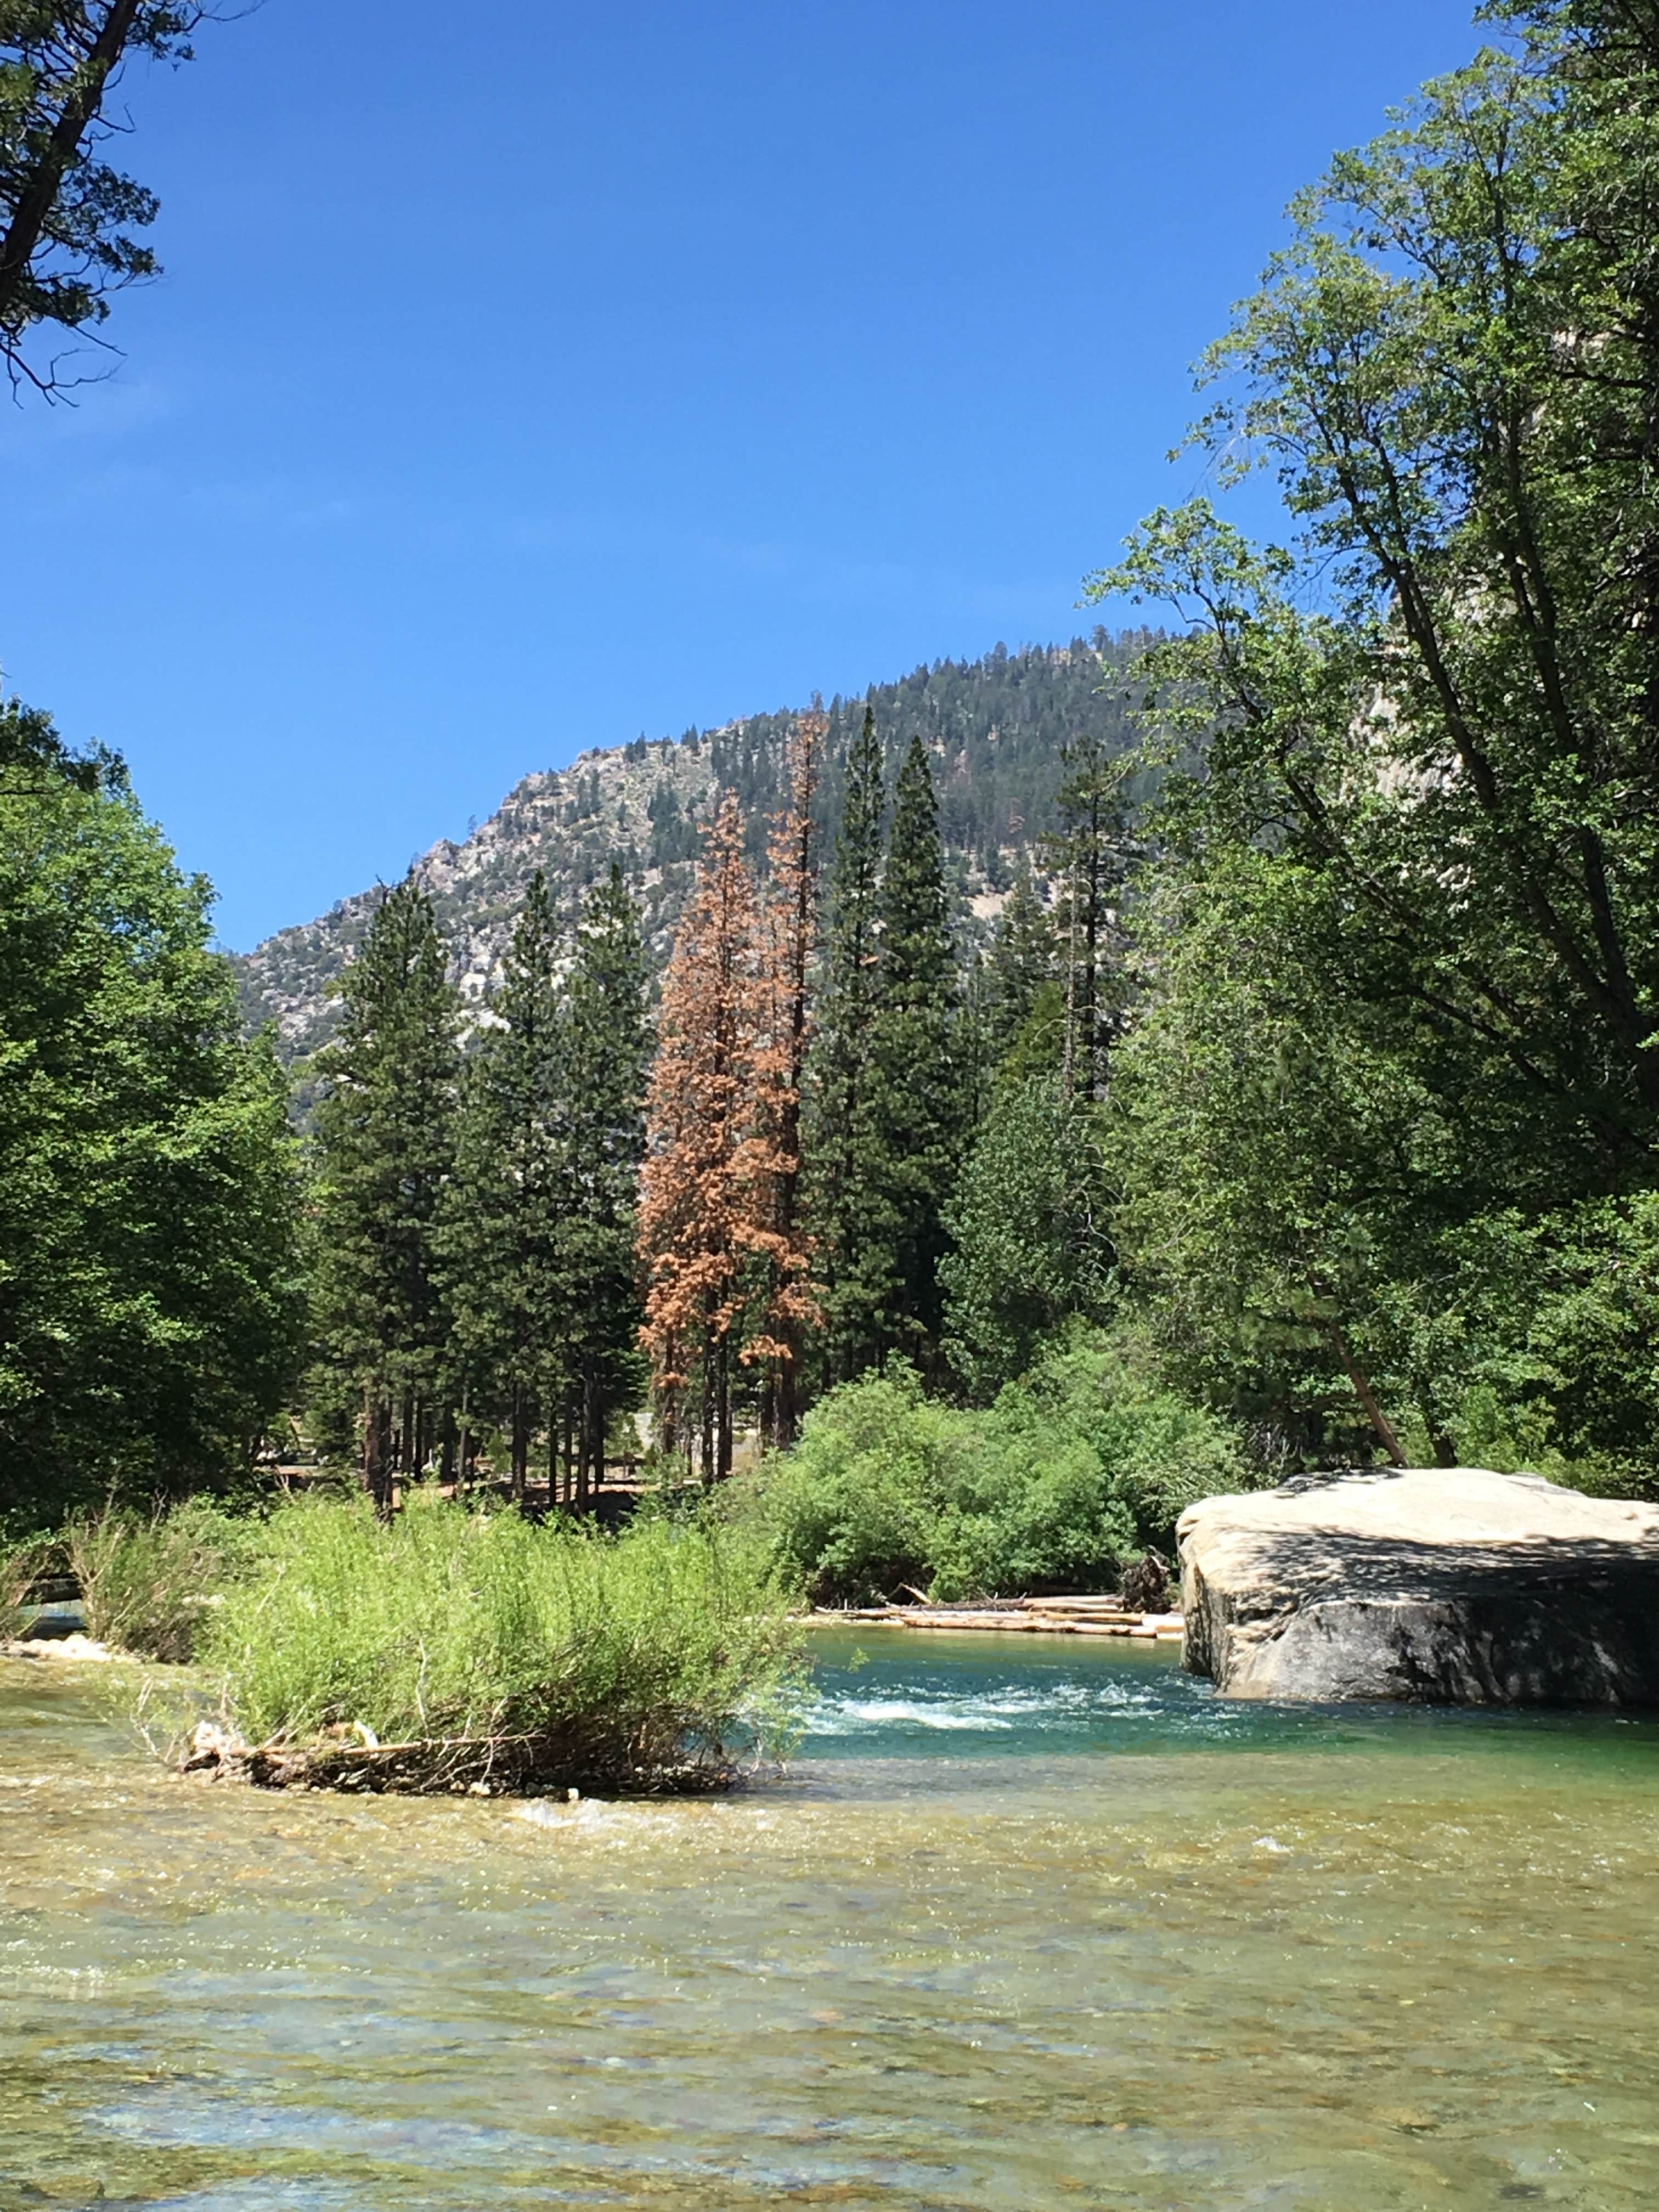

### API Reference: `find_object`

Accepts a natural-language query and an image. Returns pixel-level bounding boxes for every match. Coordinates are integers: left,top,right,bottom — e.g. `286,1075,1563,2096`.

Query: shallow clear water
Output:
4,1630,1659,2210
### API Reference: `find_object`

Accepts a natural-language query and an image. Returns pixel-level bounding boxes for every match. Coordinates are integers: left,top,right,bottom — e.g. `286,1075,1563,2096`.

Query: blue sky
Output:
3,0,1480,950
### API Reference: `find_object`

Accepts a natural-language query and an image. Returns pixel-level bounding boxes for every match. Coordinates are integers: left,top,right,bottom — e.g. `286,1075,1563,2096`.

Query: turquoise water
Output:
3,1632,1659,2210
803,1624,1659,1763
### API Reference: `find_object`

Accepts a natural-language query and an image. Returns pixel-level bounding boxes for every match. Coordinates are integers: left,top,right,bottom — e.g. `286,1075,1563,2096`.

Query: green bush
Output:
729,1372,956,1604
65,1500,258,1661
730,1332,1251,1605
197,1496,807,1791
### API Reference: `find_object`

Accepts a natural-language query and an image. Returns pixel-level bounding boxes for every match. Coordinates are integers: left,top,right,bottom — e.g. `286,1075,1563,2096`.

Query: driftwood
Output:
177,1717,740,1797
808,1600,1184,1640
1121,1549,1175,1614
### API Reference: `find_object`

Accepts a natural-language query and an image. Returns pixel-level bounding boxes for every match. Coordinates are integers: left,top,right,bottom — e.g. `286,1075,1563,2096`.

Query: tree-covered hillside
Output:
234,634,1155,1063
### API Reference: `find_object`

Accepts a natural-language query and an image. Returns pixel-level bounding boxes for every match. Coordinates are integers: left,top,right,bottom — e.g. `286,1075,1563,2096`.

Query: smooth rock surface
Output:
1178,1468,1659,1705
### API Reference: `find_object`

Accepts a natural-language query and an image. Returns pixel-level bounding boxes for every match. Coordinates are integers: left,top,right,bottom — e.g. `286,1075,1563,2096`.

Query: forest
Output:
3,0,1657,1617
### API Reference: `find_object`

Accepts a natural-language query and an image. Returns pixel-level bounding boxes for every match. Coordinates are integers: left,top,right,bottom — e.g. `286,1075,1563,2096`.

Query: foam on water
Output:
5,1636,1659,2211
798,1624,1235,1756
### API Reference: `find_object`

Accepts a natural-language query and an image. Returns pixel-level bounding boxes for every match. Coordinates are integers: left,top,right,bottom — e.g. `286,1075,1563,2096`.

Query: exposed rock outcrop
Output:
229,640,1144,1065
1178,1468,1659,1706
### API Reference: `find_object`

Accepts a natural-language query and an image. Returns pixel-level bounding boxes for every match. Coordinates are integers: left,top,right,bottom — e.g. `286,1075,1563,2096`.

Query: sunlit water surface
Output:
3,1630,1658,2210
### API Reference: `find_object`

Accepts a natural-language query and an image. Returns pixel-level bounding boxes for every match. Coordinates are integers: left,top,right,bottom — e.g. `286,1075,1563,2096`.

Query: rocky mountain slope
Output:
233,634,1153,1063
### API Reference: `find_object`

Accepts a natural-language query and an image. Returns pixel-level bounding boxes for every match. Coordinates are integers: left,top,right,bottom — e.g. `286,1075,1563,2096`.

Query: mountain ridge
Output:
233,633,1154,1063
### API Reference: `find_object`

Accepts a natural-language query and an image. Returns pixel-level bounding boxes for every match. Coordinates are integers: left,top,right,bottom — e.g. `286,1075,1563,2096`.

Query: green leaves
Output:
0,695,304,1531
941,1076,1114,1402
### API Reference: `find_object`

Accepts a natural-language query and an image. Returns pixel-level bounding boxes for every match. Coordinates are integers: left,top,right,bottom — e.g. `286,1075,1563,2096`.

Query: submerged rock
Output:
1178,1468,1659,1706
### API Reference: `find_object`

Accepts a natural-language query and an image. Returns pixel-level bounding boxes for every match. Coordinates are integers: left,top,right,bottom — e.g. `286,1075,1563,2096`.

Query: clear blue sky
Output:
3,0,1480,950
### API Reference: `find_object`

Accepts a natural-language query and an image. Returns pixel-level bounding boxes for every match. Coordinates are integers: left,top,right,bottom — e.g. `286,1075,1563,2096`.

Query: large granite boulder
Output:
1178,1468,1659,1705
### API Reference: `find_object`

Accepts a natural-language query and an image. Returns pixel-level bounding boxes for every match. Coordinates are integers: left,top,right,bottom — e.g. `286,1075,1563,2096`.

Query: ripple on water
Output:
3,1637,1658,2211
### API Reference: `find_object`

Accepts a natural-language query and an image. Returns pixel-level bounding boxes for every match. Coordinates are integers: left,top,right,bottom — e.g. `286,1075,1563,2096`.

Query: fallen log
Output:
805,1604,1184,1639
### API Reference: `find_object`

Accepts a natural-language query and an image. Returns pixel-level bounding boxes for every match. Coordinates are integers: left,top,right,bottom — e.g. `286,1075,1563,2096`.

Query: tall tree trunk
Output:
0,0,144,326
511,1384,529,1505
584,1366,605,1496
715,1335,732,1482
578,1373,596,1508
700,1335,715,1487
1327,1322,1407,1466
364,1386,394,1522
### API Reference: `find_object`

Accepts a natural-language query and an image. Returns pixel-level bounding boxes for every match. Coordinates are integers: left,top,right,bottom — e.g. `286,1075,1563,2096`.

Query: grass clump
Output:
1,1536,52,1641
66,1500,258,1661
730,1332,1251,1606
193,1497,808,1795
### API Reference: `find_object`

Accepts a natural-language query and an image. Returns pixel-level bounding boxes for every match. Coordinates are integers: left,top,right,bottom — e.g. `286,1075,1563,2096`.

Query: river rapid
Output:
3,1629,1658,2210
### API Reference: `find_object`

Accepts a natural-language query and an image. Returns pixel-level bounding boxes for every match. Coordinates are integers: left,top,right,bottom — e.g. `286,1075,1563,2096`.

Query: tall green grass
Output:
66,1500,257,1661
198,1497,808,1791
1,1537,50,1641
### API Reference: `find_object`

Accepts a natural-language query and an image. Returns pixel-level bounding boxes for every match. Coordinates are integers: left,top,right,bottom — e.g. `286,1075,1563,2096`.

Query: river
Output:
3,1629,1658,2209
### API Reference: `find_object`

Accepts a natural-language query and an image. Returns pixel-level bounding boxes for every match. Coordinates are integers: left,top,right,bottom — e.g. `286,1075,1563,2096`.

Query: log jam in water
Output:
3,1629,1658,2209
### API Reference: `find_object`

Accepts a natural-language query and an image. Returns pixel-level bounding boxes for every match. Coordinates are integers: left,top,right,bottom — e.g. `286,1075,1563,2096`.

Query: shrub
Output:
730,1331,1251,1605
65,1500,257,1661
194,1496,808,1793
729,1368,955,1604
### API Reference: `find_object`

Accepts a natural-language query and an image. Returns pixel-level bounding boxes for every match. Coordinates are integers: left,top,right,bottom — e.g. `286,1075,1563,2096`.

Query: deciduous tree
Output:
0,693,304,1531
941,1075,1114,1402
1092,3,1659,1477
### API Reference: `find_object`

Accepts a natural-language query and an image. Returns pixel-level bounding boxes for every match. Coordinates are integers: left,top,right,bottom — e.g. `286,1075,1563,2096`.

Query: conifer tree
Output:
312,874,459,1513
637,797,763,1482
803,704,888,1383
984,859,1059,1065
1042,730,1130,1101
748,709,824,1445
558,864,649,1499
440,871,565,1503
865,732,965,1369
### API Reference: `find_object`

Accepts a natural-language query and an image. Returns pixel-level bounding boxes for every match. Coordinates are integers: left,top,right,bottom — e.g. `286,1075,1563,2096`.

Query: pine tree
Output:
865,732,965,1369
1042,729,1130,1101
984,858,1058,1065
558,864,649,1500
313,874,459,1513
748,709,825,1445
439,871,566,1503
637,797,764,1482
803,704,888,1383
